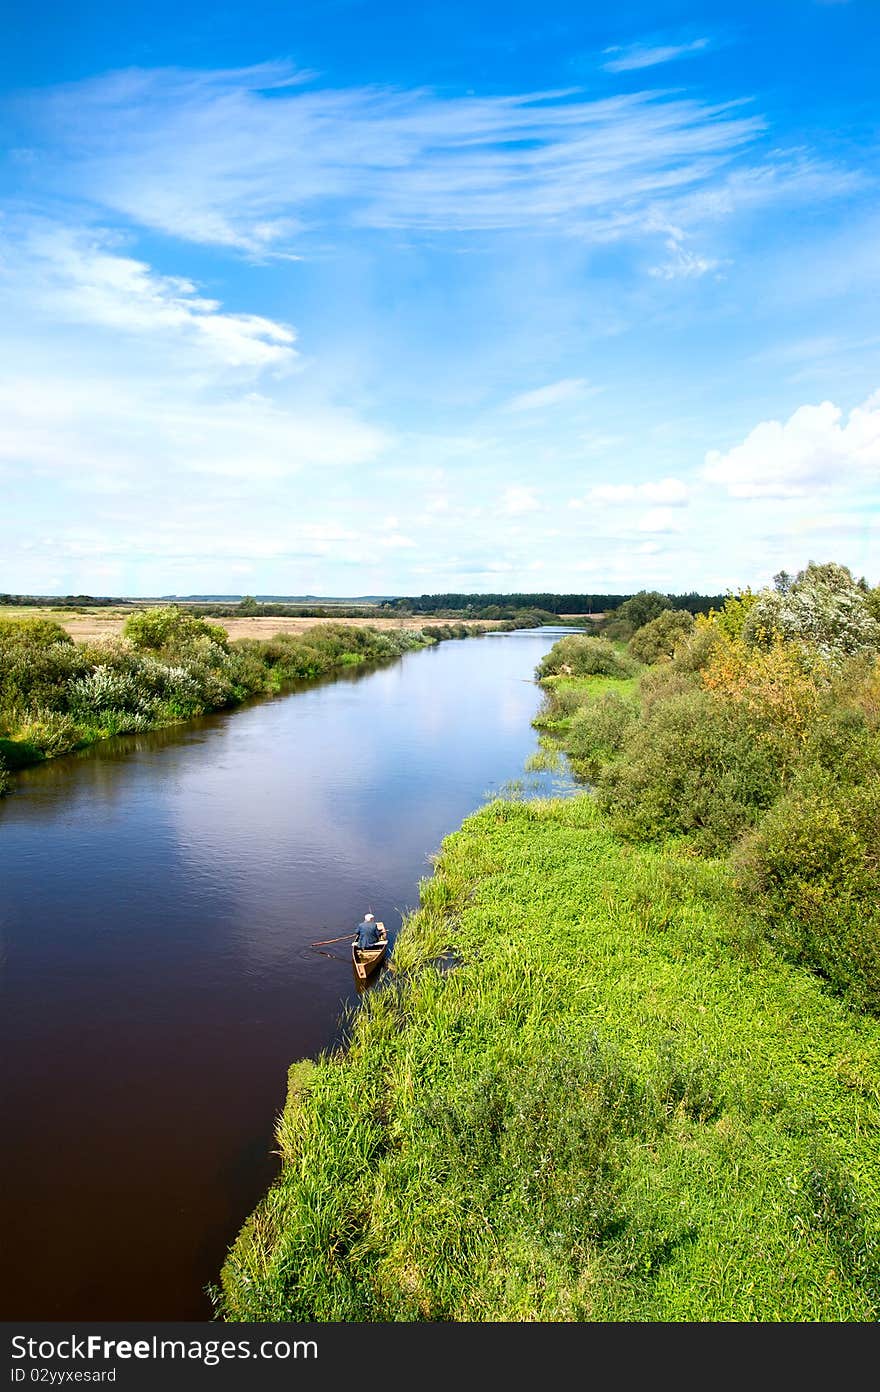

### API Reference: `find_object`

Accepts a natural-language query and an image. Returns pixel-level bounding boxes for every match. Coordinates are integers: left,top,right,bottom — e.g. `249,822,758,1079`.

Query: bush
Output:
734,769,880,1012
566,694,638,778
628,609,694,664
743,563,880,661
123,606,229,652
599,690,787,852
537,636,636,680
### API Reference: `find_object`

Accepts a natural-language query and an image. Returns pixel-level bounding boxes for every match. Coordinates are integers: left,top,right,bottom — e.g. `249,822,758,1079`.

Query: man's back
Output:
355,918,381,949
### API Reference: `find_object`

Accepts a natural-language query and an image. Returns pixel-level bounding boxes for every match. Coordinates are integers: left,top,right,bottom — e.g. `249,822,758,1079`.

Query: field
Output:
0,606,502,642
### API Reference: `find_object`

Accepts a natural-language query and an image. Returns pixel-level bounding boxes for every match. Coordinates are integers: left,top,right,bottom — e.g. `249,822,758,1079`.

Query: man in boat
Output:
354,913,382,951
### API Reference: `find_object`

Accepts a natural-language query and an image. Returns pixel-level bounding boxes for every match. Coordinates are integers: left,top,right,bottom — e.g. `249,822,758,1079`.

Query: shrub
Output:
537,636,636,680
734,769,880,1012
742,562,880,661
566,694,638,778
123,606,229,652
599,690,787,852
0,619,90,712
628,609,694,664
9,710,83,759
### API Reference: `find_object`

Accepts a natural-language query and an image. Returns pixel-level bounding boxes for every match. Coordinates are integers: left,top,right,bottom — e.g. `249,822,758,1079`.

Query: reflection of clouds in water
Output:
163,632,561,969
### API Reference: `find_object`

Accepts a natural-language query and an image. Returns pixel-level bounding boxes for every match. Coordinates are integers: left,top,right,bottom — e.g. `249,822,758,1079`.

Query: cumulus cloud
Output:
703,392,880,498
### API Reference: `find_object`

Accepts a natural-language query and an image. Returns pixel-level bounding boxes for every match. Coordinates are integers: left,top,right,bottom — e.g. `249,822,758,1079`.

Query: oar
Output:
310,933,355,947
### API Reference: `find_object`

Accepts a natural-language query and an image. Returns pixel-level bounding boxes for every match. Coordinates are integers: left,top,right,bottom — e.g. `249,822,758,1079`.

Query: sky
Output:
1,0,878,597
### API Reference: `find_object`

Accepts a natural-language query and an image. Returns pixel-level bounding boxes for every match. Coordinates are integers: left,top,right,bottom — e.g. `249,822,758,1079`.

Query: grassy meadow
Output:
218,794,879,1321
218,562,880,1322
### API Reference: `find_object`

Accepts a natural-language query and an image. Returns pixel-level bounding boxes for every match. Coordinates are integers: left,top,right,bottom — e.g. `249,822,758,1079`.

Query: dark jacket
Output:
355,919,381,949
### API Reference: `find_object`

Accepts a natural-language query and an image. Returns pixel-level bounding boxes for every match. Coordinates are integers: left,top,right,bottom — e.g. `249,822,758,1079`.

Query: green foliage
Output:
734,762,880,1012
565,693,638,779
0,615,434,783
743,562,880,660
542,563,880,1015
218,797,880,1322
537,635,636,680
628,609,694,664
615,590,671,631
122,605,229,652
599,690,787,852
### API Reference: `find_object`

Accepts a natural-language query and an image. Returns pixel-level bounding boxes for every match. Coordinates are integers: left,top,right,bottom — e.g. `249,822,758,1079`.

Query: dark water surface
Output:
0,629,571,1319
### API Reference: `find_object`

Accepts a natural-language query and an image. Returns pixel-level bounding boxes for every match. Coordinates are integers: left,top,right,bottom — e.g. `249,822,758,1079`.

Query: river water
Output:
0,628,572,1319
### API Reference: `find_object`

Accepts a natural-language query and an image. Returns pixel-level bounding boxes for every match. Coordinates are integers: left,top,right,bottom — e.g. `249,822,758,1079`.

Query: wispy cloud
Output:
13,62,765,253
502,485,541,515
581,478,690,506
602,38,710,74
506,379,594,412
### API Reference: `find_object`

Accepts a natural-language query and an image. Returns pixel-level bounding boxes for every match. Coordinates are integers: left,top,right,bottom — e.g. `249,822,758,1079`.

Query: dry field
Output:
1,607,503,642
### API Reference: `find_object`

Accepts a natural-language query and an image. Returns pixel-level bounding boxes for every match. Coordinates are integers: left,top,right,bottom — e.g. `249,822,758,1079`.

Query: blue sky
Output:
2,0,878,596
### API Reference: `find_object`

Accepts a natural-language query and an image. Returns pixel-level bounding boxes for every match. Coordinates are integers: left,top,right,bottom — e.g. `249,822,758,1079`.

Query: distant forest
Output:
386,592,728,616
1,590,729,619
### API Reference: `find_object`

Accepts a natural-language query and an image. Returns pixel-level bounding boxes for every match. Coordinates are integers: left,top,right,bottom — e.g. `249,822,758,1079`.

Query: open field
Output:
0,606,504,643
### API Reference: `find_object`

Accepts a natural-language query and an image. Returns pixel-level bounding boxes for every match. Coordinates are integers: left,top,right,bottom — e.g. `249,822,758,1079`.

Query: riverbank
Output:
217,789,880,1321
0,613,475,792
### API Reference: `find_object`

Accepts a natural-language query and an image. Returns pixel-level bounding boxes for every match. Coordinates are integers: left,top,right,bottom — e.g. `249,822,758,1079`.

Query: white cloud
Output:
582,477,690,505
0,374,388,484
20,63,767,252
502,485,541,515
703,392,880,498
602,38,711,74
636,507,686,533
507,379,593,412
5,224,296,368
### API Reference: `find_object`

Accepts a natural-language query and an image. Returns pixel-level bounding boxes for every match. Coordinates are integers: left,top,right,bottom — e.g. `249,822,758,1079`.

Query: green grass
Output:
532,674,639,732
217,795,880,1322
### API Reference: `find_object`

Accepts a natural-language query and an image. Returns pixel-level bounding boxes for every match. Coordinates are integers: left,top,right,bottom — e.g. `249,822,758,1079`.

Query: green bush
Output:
566,693,638,778
0,614,433,784
123,605,229,652
734,769,880,1012
628,609,694,664
537,636,636,680
599,690,787,852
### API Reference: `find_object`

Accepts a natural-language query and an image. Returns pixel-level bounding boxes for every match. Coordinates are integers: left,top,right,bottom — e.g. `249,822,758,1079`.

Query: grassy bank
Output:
0,608,441,791
217,792,880,1321
218,564,880,1322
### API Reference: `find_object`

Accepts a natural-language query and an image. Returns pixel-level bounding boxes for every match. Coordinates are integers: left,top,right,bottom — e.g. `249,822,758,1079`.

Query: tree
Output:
743,562,880,660
123,606,228,652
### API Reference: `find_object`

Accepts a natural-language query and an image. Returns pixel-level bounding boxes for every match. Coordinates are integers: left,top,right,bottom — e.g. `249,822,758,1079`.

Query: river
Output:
0,628,572,1319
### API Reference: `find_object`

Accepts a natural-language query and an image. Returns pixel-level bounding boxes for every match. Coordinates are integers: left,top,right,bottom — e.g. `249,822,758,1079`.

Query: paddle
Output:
310,933,355,947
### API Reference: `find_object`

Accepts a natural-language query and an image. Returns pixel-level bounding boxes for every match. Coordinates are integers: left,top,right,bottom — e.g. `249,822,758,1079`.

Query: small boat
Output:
352,921,388,981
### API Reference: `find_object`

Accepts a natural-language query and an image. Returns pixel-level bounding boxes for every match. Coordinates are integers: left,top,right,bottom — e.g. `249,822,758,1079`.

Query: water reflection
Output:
0,629,570,1319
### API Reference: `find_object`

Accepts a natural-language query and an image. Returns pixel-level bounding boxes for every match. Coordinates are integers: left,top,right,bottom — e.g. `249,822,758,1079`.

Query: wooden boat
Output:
352,921,388,981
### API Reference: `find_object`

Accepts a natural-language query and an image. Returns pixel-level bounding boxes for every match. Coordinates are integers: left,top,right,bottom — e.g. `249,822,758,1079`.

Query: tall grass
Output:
217,795,880,1321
